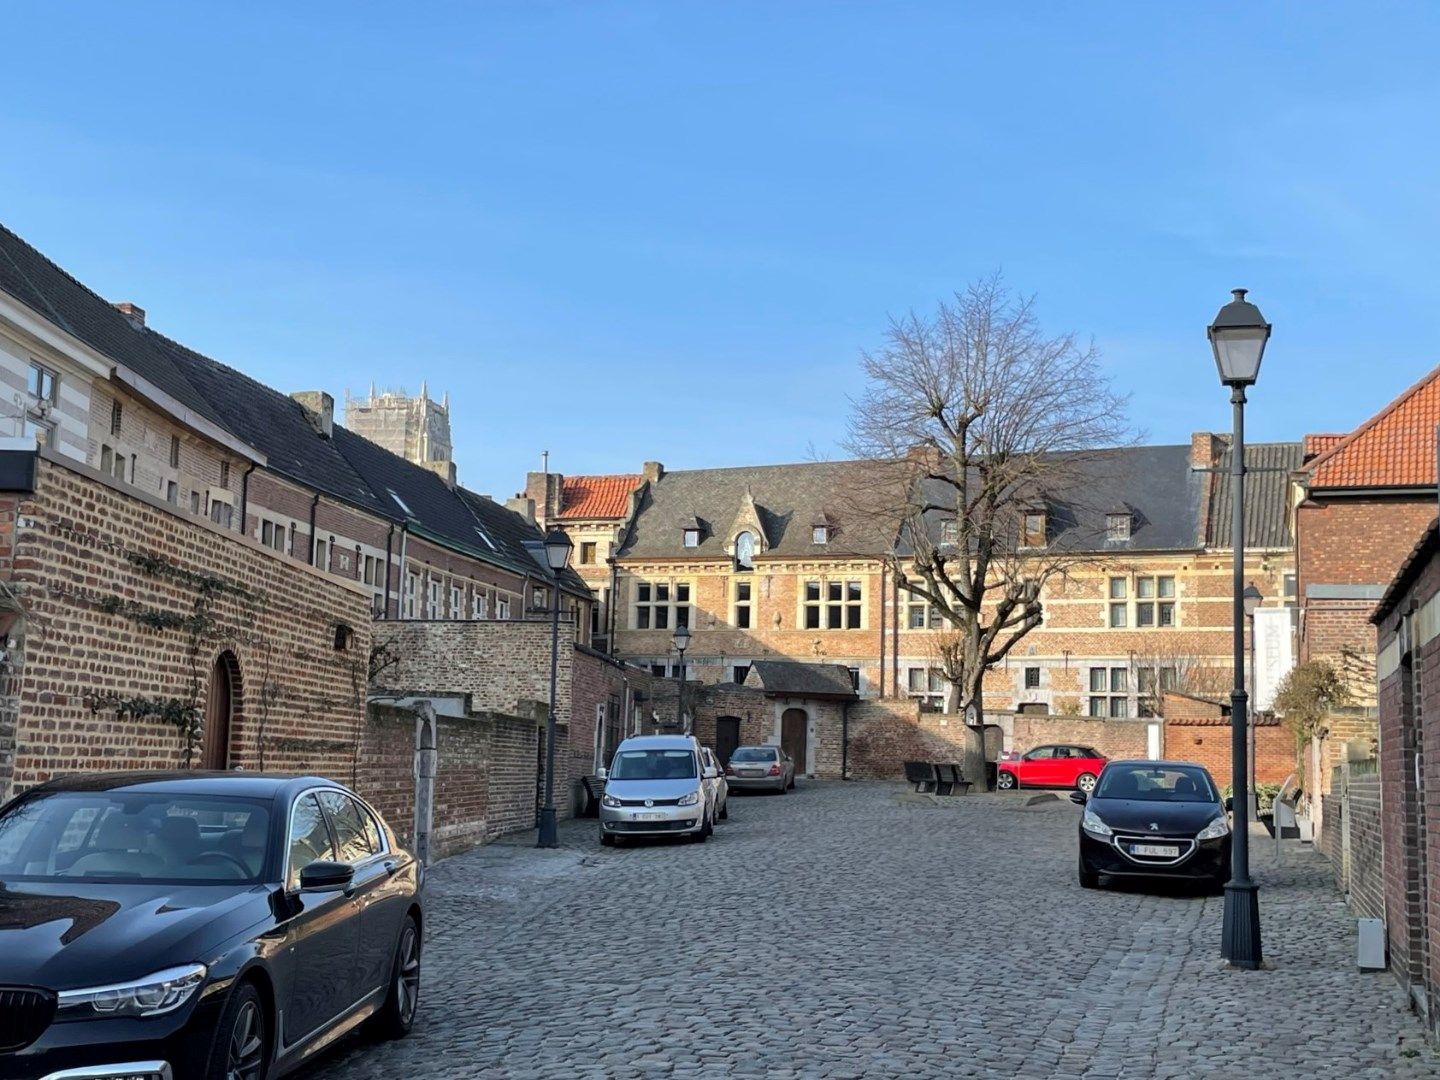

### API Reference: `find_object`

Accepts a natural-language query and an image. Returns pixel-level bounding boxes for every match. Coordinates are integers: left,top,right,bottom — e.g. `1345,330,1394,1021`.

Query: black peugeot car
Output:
1072,760,1232,892
0,772,423,1080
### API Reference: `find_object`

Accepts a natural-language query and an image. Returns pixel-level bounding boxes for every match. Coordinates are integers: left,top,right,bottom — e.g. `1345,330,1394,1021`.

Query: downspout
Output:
842,700,851,780
397,524,410,618
606,556,619,655
878,565,887,697
238,463,258,536
891,572,900,697
307,493,320,566
382,523,396,619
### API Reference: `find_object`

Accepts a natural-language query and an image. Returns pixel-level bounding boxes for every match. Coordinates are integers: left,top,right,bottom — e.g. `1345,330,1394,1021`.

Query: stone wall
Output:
2,451,373,798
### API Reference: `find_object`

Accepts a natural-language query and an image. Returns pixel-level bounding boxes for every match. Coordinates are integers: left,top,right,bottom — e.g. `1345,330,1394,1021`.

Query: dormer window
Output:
683,528,701,548
1021,511,1046,549
1106,513,1132,542
940,520,960,547
812,525,829,545
735,530,756,569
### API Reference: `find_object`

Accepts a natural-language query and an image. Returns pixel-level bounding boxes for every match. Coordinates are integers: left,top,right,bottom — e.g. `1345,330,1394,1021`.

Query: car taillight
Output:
724,766,734,776
767,764,782,776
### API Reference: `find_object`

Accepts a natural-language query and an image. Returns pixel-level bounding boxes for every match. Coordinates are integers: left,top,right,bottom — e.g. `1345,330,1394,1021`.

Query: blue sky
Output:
2,2,1438,496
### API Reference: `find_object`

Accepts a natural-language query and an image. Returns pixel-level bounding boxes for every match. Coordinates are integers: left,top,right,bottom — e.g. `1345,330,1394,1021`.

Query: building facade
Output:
344,384,454,466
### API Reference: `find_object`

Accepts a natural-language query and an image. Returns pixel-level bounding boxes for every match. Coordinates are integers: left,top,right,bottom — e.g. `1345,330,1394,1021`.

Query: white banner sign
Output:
1253,606,1296,712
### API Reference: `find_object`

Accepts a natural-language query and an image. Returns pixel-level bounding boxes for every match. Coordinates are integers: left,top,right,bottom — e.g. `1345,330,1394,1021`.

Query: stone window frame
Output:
109,399,122,436
449,584,464,619
732,579,753,629
579,540,598,565
905,598,942,630
906,666,945,710
800,577,864,631
1088,666,1129,717
404,571,420,619
632,578,692,631
1023,666,1041,690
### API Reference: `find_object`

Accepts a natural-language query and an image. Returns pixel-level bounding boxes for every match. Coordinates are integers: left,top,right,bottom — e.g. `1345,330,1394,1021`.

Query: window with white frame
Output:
1108,577,1128,627
812,525,829,545
1089,666,1129,717
404,572,419,618
450,585,463,619
634,581,690,630
1106,513,1132,541
27,361,57,403
906,598,942,630
533,586,548,611
906,667,945,710
733,580,752,629
426,578,441,619
496,595,511,619
473,587,490,619
940,520,960,547
1137,665,1178,717
683,528,700,548
1135,576,1176,627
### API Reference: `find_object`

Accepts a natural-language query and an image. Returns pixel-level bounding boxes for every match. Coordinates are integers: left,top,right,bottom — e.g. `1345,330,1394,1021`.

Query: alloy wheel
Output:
1078,773,1097,794
396,924,421,1025
227,999,264,1080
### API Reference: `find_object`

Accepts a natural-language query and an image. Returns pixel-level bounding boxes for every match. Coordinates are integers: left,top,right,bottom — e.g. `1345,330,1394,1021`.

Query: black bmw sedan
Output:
0,772,423,1080
1073,760,1232,892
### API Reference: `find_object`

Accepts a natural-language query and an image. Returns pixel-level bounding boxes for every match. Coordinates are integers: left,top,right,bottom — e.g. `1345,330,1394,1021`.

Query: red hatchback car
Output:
997,744,1108,793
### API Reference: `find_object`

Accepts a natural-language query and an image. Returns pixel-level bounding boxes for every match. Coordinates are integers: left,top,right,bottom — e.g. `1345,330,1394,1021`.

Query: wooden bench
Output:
904,760,937,793
936,763,973,796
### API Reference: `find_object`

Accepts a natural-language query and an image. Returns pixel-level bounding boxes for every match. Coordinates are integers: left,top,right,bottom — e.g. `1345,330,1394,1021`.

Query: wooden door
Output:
715,717,742,768
781,708,808,776
202,653,235,770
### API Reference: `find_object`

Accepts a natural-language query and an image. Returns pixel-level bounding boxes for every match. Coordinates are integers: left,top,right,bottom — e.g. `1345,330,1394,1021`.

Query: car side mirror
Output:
596,767,608,780
1069,791,1088,806
300,860,354,892
703,767,718,779
1224,796,1234,811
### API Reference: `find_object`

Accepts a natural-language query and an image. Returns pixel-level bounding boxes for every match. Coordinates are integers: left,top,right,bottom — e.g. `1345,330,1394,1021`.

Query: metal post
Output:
674,645,688,729
536,582,562,848
1222,386,1262,968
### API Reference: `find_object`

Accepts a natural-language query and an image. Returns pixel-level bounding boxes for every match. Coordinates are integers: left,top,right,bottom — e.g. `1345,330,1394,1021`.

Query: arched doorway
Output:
781,708,808,777
202,651,240,770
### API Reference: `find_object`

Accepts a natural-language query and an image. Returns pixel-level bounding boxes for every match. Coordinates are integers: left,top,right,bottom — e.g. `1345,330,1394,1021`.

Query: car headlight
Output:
676,790,700,806
57,963,207,1019
1081,807,1113,838
601,794,622,808
1196,814,1231,840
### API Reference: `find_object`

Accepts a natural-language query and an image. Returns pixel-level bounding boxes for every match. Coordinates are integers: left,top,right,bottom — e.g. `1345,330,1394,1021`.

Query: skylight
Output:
387,488,412,515
473,524,498,551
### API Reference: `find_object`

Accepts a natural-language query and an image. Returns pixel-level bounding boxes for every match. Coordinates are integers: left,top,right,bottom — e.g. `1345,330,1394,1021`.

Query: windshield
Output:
730,747,777,763
609,749,698,780
1094,765,1217,803
0,792,272,884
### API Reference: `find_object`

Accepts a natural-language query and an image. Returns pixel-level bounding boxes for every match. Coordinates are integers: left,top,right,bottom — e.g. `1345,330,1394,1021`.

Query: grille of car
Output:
615,798,681,807
0,986,57,1053
611,820,695,832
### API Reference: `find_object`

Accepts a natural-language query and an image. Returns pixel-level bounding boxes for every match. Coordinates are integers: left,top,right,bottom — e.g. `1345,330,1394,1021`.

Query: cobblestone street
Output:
302,783,1434,1079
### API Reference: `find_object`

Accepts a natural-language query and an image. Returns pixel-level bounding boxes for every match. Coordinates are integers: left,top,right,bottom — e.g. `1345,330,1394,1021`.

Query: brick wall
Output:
3,451,372,798
845,700,974,780
1007,714,1151,759
1162,720,1294,787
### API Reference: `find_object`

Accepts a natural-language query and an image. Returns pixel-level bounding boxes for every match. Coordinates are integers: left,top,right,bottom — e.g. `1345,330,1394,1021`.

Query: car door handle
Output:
383,859,399,876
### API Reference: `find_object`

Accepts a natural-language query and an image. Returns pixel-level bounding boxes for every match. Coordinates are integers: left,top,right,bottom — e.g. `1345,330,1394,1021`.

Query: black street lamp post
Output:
1208,288,1271,969
536,529,574,849
672,624,690,730
1244,583,1264,819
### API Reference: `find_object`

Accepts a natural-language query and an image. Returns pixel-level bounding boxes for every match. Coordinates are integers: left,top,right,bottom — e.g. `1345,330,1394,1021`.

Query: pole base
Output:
536,807,559,849
1221,880,1262,969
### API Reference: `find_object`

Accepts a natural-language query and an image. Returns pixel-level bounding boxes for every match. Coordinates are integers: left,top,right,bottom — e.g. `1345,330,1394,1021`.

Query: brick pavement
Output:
300,783,1435,1079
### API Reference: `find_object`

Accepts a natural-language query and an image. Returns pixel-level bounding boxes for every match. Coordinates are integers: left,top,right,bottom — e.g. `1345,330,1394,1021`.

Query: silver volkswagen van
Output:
598,734,717,845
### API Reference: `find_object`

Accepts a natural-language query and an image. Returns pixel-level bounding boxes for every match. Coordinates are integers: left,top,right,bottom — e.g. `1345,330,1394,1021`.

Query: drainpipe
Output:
396,524,410,618
307,493,320,566
238,463,258,536
382,524,396,619
891,572,900,697
878,565,887,697
606,556,619,655
842,700,852,780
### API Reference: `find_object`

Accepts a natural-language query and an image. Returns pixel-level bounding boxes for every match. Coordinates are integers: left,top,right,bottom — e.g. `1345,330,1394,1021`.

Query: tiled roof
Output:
556,475,641,521
1303,434,1344,459
1205,442,1304,549
745,660,858,700
1305,365,1440,490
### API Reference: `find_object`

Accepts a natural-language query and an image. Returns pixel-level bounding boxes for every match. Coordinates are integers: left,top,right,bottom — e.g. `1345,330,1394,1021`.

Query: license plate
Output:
634,812,666,821
1132,843,1180,858
738,770,763,777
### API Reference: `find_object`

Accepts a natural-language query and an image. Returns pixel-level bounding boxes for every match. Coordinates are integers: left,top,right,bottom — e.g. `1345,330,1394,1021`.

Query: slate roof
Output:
1205,442,1304,549
0,222,234,435
619,460,902,559
1304,365,1440,491
0,219,586,596
745,660,859,700
556,475,641,520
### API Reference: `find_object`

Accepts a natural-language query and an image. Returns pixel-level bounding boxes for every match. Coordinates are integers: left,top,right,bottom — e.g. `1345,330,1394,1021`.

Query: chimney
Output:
524,470,564,526
421,459,457,489
114,302,146,329
506,496,536,525
290,391,334,438
642,461,665,483
1190,432,1225,470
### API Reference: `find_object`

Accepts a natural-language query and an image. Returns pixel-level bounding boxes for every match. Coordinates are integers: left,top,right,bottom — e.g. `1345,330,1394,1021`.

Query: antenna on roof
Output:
542,449,550,476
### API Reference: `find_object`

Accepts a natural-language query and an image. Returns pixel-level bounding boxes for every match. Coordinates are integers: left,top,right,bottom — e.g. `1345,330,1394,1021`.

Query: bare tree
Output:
844,275,1130,774
1128,643,1231,719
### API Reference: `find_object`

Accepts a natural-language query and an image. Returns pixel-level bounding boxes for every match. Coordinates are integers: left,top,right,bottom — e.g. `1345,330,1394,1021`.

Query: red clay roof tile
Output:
556,475,642,520
1305,365,1440,490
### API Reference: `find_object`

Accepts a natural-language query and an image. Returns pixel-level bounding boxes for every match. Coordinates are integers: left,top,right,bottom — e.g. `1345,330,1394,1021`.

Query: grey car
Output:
598,734,718,845
700,746,729,822
724,745,795,793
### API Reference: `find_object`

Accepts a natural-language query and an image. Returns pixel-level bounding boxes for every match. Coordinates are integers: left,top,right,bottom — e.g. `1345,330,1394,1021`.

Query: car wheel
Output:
1077,773,1097,794
1078,857,1100,890
206,980,267,1080
997,771,1017,791
373,915,422,1040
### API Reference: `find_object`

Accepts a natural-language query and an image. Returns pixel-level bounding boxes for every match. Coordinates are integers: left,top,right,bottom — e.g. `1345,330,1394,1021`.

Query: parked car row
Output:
595,735,796,845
